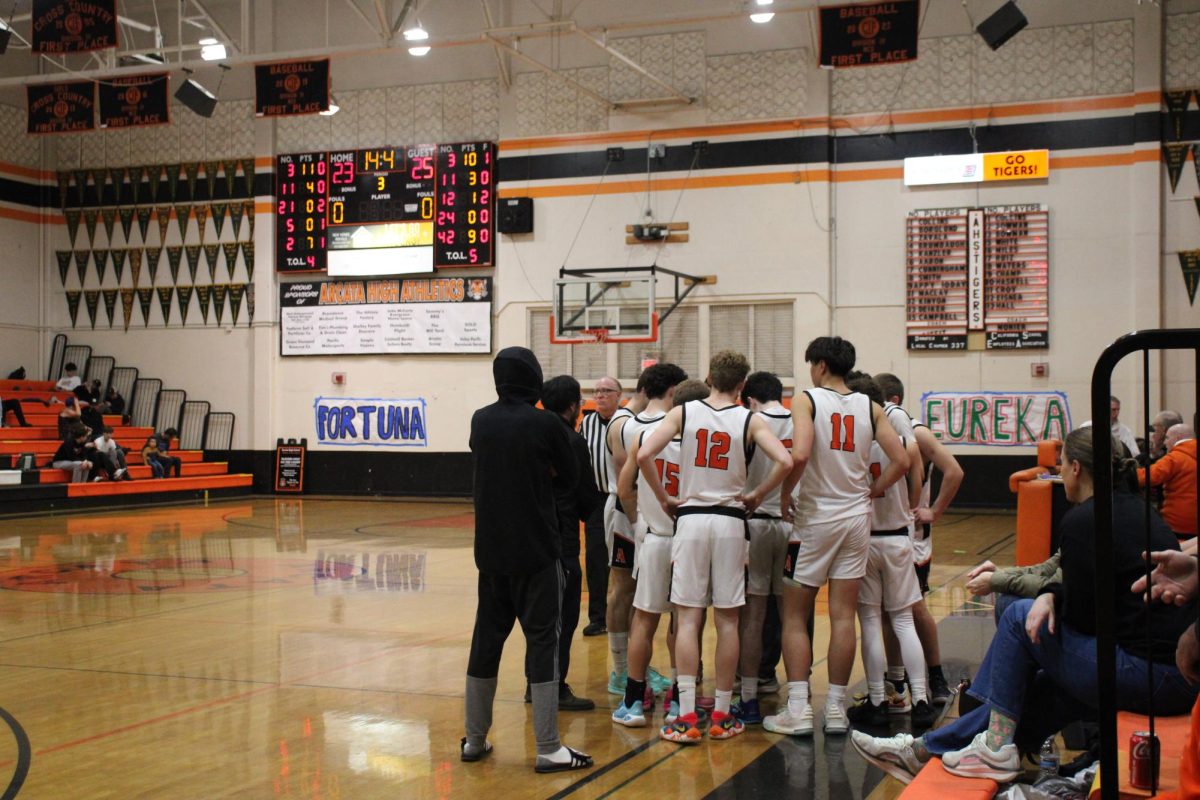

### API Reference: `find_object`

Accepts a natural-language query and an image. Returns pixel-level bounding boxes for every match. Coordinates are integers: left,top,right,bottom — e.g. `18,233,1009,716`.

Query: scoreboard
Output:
276,141,494,275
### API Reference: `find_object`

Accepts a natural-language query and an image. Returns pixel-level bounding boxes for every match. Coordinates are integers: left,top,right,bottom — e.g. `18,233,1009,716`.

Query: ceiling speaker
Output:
976,1,1027,51
174,78,217,118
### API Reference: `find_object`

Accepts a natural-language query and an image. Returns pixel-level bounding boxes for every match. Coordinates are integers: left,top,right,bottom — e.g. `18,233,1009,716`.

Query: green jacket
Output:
988,551,1061,597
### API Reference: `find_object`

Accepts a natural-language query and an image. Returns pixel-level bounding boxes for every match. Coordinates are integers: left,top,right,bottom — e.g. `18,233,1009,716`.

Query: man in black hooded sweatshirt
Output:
461,347,594,773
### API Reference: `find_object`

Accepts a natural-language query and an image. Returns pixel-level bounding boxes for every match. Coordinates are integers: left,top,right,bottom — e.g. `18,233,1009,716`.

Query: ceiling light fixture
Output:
749,12,774,22
408,45,431,56
199,37,226,61
403,25,428,41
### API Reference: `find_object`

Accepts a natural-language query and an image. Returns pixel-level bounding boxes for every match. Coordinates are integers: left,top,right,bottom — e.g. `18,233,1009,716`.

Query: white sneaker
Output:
823,703,849,735
850,730,925,784
763,704,814,737
886,682,912,714
942,732,1020,782
114,468,126,479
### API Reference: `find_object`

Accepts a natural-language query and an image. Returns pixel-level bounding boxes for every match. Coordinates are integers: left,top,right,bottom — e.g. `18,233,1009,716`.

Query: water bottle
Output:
1038,736,1060,779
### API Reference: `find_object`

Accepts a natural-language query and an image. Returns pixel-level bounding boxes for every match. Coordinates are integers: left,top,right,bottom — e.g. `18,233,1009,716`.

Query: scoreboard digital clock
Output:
275,141,494,275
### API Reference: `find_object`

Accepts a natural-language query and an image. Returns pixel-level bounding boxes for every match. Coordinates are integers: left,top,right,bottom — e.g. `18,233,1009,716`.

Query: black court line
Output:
543,739,659,800
0,706,30,800
594,745,686,799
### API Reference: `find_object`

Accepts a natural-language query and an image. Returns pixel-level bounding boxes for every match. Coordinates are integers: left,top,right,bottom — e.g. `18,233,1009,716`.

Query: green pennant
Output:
84,290,100,329
1165,143,1189,193
118,207,135,242
64,208,81,247
155,205,172,243
205,161,221,200
246,284,255,325
241,158,256,196
83,208,99,245
157,286,174,325
56,251,72,286
184,245,202,283
100,207,117,242
176,284,193,325
137,287,154,326
204,243,221,281
222,242,239,279
228,283,246,325
223,159,239,196
72,169,89,204
229,201,245,237
93,249,109,284
109,167,127,197
136,206,152,241
146,164,164,202
145,247,162,284
240,240,255,281
166,163,181,201
1165,90,1194,140
163,246,180,284
195,284,211,324
212,283,228,324
74,250,90,285
90,168,108,202
1181,250,1200,306
1193,144,1200,190
195,205,209,242
245,200,255,237
57,172,71,208
111,248,126,283
128,165,147,204
183,162,201,200
102,289,118,327
121,288,135,331
174,204,192,240
66,290,82,328
210,202,228,238
130,247,142,287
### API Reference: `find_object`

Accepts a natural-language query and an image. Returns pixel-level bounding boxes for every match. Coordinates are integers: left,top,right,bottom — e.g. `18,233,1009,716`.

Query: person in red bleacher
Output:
58,397,82,439
152,428,183,478
141,437,167,479
95,426,133,481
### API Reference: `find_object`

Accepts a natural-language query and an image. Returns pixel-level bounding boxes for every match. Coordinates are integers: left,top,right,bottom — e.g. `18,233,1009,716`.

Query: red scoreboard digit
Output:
275,152,328,272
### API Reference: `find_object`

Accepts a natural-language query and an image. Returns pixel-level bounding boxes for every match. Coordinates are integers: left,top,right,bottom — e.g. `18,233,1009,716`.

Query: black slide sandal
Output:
535,746,593,773
460,737,493,762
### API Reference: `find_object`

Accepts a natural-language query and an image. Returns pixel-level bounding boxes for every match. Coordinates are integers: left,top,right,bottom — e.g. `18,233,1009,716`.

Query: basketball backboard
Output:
550,275,657,344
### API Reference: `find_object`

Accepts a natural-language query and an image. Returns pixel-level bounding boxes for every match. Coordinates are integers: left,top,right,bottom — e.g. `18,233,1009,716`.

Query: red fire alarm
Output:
332,372,346,386
1030,363,1048,378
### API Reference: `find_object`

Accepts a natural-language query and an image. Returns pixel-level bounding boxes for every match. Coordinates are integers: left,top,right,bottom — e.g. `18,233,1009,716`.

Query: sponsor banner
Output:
920,391,1071,446
818,0,918,68
904,150,1049,186
313,396,428,448
32,0,118,54
254,58,330,116
98,73,168,128
28,81,95,134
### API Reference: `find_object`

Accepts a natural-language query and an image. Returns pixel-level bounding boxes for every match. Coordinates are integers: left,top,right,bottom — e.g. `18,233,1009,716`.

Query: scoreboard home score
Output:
276,141,495,275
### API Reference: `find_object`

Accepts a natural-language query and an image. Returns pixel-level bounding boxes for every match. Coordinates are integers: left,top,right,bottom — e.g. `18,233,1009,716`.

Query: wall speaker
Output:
174,78,217,118
499,197,533,234
976,1,1027,51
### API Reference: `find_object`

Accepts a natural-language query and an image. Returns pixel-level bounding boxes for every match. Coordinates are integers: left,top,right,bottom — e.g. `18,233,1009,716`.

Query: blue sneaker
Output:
612,700,647,728
733,697,763,725
607,670,627,696
665,698,680,724
647,667,672,694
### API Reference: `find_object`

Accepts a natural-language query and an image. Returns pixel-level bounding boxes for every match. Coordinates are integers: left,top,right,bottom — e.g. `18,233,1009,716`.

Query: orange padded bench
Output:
900,757,998,799
1011,439,1063,566
1103,711,1191,798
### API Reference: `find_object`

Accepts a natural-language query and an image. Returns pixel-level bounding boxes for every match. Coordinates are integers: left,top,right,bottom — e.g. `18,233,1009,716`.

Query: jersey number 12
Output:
694,429,730,470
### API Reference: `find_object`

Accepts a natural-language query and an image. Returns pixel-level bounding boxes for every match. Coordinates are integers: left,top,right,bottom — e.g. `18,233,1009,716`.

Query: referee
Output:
578,375,624,635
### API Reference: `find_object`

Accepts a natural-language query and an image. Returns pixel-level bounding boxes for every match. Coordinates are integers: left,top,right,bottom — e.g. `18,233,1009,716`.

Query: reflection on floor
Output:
0,498,1013,799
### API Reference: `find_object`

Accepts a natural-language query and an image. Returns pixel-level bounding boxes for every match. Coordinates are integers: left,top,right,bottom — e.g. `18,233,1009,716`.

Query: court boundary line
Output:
0,706,29,800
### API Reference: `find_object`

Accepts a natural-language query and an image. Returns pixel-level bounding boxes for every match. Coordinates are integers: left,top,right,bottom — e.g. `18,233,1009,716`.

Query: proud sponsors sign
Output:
904,150,1049,186
920,391,1071,446
314,397,428,448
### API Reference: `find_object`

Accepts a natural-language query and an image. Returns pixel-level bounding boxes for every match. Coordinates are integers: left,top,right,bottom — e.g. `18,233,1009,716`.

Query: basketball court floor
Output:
0,498,1013,798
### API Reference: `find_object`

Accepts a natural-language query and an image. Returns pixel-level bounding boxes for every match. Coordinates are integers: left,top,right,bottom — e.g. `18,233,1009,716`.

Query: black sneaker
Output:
582,622,606,637
558,684,596,711
929,671,952,706
910,700,936,729
846,698,888,727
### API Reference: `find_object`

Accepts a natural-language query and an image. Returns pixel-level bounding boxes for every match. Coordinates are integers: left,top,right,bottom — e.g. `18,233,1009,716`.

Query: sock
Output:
671,683,680,703
671,667,678,682
538,745,572,765
623,678,646,709
678,675,697,717
530,680,561,755
464,675,498,751
739,674,758,702
868,681,886,706
787,681,809,716
715,689,732,715
610,632,629,675
827,684,846,711
887,665,906,684
984,708,1017,751
909,673,929,705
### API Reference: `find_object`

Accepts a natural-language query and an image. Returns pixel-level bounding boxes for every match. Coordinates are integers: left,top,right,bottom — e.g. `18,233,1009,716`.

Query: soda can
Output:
1129,730,1160,790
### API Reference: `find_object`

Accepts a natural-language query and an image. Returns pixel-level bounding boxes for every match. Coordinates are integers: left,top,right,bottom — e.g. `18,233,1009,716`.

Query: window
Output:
528,308,606,379
710,302,794,377
618,305,700,379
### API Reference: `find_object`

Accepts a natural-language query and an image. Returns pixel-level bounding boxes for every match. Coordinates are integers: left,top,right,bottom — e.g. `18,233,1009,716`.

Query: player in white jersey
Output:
765,337,909,738
612,375,707,729
637,351,793,744
732,371,793,726
875,373,964,706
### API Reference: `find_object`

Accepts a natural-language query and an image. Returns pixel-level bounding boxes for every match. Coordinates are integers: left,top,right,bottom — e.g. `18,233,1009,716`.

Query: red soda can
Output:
1129,730,1160,790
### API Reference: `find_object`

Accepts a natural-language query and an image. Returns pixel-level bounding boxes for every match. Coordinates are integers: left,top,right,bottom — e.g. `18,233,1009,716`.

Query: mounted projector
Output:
632,224,668,242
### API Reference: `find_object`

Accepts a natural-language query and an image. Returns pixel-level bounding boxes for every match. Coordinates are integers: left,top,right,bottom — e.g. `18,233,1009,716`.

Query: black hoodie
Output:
470,347,577,574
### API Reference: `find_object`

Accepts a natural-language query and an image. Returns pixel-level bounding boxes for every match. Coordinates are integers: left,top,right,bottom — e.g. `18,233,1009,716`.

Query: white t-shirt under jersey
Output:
795,387,875,525
746,409,793,518
677,399,752,509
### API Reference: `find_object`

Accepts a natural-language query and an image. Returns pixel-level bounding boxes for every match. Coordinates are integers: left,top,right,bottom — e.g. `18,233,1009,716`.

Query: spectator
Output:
141,436,167,479
51,428,94,483
1,394,31,427
105,387,127,423
87,379,105,408
94,426,133,481
75,387,104,440
1151,410,1184,462
1139,423,1198,541
1109,395,1141,459
58,396,82,439
55,362,81,392
965,553,1062,622
6,367,25,380
152,428,183,477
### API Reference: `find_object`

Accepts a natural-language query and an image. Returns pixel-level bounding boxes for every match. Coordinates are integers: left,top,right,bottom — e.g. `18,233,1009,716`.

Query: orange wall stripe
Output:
0,207,63,224
0,161,55,181
833,166,904,183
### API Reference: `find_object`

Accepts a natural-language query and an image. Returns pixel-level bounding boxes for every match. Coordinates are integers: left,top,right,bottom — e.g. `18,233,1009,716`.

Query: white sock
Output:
827,684,847,711
715,689,732,715
609,632,628,675
868,681,886,706
739,674,758,701
678,675,697,717
887,665,906,682
539,745,571,764
671,667,678,682
787,681,809,716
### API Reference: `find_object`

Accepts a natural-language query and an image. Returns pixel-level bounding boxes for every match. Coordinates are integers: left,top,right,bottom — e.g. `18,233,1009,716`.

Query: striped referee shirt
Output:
579,409,627,494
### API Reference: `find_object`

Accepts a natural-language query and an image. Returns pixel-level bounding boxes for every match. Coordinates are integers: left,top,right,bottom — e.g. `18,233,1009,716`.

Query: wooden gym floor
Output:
0,498,1014,799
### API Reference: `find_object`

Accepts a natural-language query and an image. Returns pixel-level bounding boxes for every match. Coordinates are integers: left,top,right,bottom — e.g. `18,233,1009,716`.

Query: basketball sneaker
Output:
886,682,912,714
850,731,924,784
910,699,936,729
612,700,647,728
607,669,627,696
929,670,953,706
643,683,655,712
823,703,850,735
941,732,1020,781
846,697,888,727
763,704,814,737
660,712,703,744
707,710,745,740
647,666,672,694
732,697,763,725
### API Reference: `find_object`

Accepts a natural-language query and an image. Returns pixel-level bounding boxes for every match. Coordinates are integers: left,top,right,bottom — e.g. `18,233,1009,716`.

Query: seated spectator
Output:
142,436,167,479
58,396,82,439
94,426,133,481
55,363,81,393
1139,423,1197,541
104,387,127,423
1,394,31,427
1150,410,1184,462
852,427,1199,783
152,428,183,478
75,387,104,439
966,552,1062,622
51,426,114,482
6,366,25,381
87,379,105,409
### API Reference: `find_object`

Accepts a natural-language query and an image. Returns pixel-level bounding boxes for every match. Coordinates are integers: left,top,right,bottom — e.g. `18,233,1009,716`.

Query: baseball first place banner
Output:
313,397,428,448
254,58,330,117
32,0,118,54
818,0,918,67
98,73,169,128
920,391,1071,446
27,81,95,134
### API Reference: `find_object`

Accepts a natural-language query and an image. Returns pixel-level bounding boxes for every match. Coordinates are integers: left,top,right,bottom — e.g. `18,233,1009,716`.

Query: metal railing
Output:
108,366,138,416
84,355,115,397
155,389,187,433
204,412,235,451
130,378,162,428
47,334,66,382
1091,328,1200,800
60,344,91,383
179,401,211,450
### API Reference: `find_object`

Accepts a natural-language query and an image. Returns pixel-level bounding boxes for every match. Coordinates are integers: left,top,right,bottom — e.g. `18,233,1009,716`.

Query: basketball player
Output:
875,372,963,706
765,337,909,737
843,372,934,729
637,351,794,743
733,371,793,726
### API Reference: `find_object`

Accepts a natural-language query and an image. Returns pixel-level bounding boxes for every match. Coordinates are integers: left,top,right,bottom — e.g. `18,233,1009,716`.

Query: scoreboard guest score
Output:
275,141,494,275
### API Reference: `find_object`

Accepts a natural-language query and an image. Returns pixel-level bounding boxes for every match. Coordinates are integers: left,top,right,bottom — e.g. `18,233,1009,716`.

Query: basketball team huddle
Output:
599,336,964,745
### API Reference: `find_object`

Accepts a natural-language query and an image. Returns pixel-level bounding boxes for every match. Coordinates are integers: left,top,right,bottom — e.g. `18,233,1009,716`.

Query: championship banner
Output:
93,248,108,284
128,164,146,204
195,204,208,241
136,206,152,240
229,201,246,236
222,242,239,279
102,288,118,327
108,166,126,194
176,284,193,325
155,205,171,242
920,391,1071,446
166,163,181,201
240,240,255,280
183,162,200,199
205,160,220,199
1180,250,1200,307
127,249,140,286
84,289,100,328
211,202,228,238
111,248,125,283
246,199,256,235
223,159,239,196
203,243,221,281
1193,144,1200,190
157,286,173,325
147,166,163,202
65,290,81,327
145,246,162,284
26,81,96,133
1165,90,1193,140
196,284,212,324
1165,143,1189,193
73,249,89,285
57,172,71,208
83,208,98,244
819,0,918,68
118,206,134,241
136,287,153,326
255,58,330,116
98,73,168,128
184,244,201,282
32,0,117,53
72,169,88,204
241,159,256,196
174,204,192,240
163,246,179,284
120,288,135,330
64,208,81,245
90,168,107,199
56,251,72,286
229,283,246,325
100,206,116,241
212,283,228,324
246,284,255,325
313,397,428,448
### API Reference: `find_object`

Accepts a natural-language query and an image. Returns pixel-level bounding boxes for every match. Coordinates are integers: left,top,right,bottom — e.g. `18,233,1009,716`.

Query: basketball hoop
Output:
583,328,610,343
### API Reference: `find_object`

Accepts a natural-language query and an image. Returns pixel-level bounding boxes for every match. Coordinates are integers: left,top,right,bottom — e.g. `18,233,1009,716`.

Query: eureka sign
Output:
920,391,1071,446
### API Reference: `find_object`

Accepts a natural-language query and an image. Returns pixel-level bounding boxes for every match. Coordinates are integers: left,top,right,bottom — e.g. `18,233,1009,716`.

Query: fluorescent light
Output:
408,45,430,56
199,38,227,61
403,26,428,41
755,0,774,5
749,11,774,22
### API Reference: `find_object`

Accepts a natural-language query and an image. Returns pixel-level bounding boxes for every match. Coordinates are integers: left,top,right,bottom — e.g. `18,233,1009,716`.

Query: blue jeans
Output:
924,598,1199,756
993,592,1022,625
